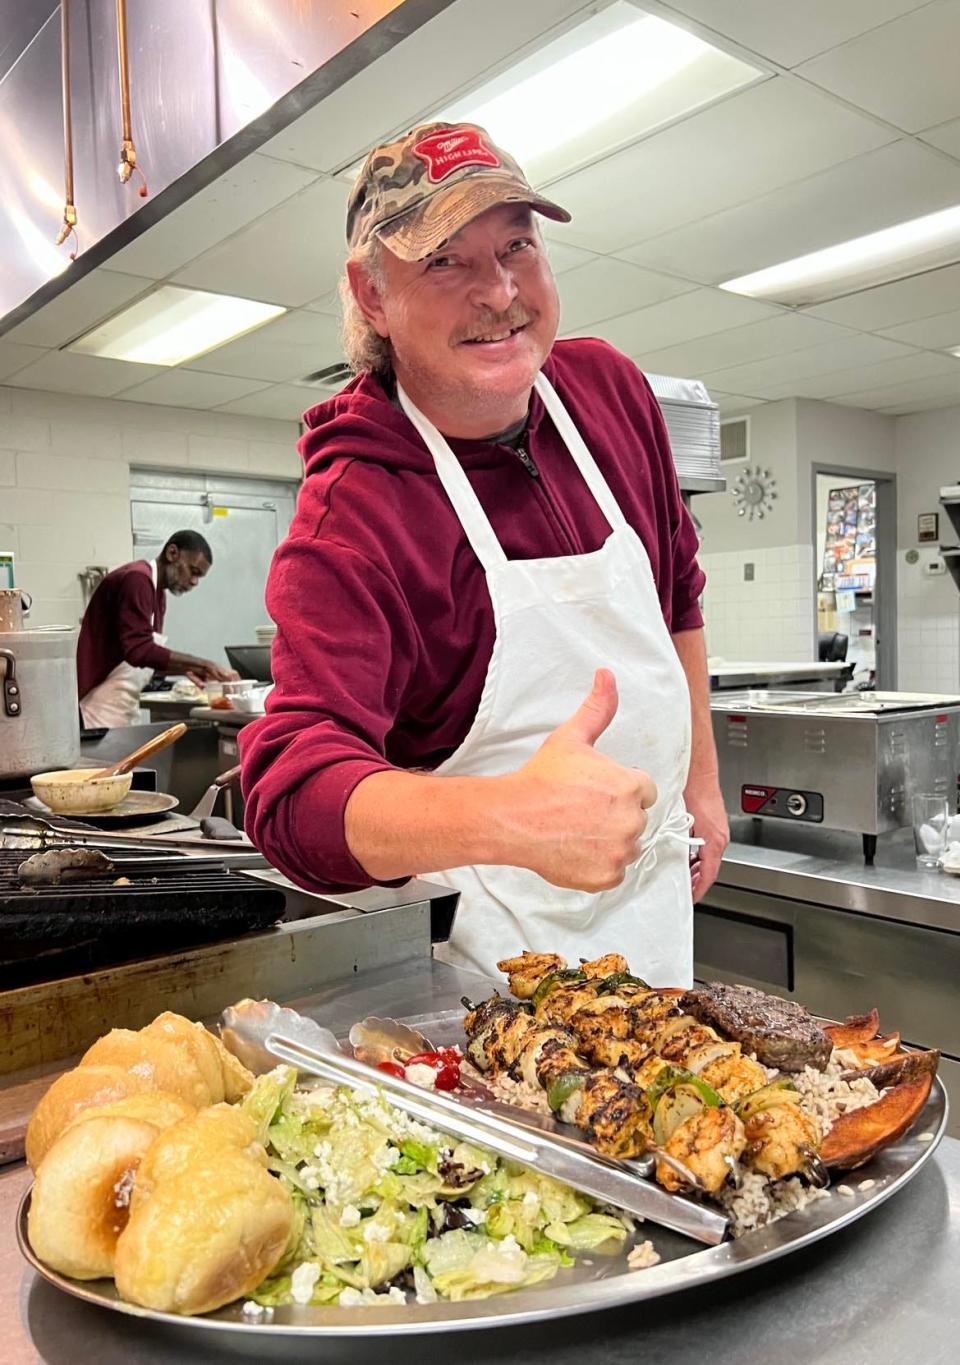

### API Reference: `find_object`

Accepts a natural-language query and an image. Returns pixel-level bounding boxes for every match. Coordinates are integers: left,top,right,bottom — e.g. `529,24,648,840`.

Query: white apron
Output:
397,373,697,987
79,561,168,729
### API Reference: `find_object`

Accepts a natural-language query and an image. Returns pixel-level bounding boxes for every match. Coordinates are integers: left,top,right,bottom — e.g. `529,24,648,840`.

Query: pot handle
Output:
0,648,21,719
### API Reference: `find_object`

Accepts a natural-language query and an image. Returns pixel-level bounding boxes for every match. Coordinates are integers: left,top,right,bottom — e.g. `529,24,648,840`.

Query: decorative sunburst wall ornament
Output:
731,465,778,521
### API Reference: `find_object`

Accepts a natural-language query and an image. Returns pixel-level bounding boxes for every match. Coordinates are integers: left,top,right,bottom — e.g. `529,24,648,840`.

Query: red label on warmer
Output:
741,785,773,814
413,128,500,183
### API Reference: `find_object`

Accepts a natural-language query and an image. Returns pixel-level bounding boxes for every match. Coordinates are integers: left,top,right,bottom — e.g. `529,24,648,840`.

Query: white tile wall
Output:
896,549,960,693
699,544,816,662
0,385,301,629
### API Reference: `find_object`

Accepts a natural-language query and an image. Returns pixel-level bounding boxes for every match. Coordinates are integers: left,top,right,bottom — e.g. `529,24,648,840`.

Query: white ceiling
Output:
4,0,960,421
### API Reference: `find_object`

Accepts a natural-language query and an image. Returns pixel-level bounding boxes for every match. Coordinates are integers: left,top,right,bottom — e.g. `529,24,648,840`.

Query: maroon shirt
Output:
240,337,706,893
76,560,171,698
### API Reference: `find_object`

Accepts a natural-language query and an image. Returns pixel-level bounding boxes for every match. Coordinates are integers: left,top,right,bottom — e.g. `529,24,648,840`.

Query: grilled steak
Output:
681,983,832,1072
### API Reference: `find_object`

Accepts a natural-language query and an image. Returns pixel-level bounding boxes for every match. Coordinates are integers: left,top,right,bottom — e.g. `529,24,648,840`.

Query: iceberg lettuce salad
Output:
242,1067,628,1308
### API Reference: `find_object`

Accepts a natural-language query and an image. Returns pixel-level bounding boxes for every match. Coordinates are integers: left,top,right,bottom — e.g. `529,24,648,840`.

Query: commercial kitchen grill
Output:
0,848,284,988
711,690,960,861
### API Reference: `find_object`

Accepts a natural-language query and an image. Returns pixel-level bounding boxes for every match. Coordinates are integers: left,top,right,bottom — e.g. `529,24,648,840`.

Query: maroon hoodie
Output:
240,337,705,893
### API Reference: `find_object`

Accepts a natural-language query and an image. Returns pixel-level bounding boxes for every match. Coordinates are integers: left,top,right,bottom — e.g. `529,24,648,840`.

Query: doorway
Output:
129,469,297,665
811,465,897,689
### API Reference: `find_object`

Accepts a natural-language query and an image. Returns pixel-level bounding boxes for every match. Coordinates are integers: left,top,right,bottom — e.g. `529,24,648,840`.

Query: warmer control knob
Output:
786,793,807,817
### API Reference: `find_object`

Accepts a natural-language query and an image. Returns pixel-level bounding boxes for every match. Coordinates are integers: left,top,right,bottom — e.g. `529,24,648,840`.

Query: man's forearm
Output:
672,627,718,781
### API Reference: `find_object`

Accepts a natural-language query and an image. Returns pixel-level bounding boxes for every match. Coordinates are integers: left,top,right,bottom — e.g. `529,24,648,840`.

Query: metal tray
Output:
15,1025,948,1337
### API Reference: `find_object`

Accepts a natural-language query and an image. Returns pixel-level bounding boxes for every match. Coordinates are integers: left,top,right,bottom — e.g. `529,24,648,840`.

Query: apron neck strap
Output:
533,373,628,534
396,383,507,572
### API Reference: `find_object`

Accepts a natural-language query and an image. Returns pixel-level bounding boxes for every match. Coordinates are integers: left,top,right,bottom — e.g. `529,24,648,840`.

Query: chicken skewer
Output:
487,952,823,1188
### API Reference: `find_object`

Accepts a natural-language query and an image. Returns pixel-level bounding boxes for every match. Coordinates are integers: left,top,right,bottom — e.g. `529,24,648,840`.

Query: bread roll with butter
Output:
80,1029,216,1109
142,1012,253,1104
28,1092,196,1278
26,1064,156,1170
115,1112,294,1315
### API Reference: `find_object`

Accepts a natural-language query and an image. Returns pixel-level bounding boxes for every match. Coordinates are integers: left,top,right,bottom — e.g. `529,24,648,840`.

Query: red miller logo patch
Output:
413,128,500,183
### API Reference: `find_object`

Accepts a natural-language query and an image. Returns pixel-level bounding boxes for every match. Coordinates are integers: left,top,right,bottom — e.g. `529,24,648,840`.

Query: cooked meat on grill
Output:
681,983,832,1073
17,848,115,886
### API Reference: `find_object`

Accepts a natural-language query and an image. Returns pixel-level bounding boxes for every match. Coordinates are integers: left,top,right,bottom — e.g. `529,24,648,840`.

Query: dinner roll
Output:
130,1104,262,1213
80,1029,215,1109
28,1114,163,1280
142,1012,254,1104
65,1091,195,1136
26,1064,157,1170
115,1150,294,1315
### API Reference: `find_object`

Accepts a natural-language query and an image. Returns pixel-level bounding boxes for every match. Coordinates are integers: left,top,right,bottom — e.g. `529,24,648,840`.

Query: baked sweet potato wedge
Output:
821,1075,934,1169
841,1048,941,1092
823,1009,880,1048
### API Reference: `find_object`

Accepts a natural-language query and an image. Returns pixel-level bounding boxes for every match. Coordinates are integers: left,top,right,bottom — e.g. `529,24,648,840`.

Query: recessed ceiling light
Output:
437,3,763,186
720,205,960,307
69,285,286,365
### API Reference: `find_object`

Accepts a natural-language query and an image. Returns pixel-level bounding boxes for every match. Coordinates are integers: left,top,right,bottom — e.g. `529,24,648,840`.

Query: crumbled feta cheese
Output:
299,1165,321,1191
338,1287,364,1307
339,1204,361,1228
372,1143,401,1171
522,1190,539,1209
290,1262,321,1304
386,1286,406,1304
362,1220,390,1243
462,1206,487,1225
242,1300,264,1318
404,1063,439,1090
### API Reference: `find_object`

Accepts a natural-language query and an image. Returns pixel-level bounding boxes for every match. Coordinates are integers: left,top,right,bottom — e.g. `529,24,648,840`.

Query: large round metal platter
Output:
16,1074,947,1337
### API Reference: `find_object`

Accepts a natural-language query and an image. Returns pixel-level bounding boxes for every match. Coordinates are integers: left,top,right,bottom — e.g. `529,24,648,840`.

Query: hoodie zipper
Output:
513,442,539,479
503,439,577,554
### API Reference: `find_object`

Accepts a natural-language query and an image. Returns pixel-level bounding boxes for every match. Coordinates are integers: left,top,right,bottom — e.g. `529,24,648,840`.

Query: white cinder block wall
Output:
0,384,301,628
699,545,815,662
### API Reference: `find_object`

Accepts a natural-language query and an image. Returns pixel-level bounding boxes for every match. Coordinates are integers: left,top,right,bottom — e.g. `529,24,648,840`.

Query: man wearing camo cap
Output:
242,121,726,986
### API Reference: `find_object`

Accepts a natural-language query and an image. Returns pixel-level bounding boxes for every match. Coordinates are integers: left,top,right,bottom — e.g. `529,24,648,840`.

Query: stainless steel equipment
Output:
648,373,724,493
711,690,960,861
0,625,80,779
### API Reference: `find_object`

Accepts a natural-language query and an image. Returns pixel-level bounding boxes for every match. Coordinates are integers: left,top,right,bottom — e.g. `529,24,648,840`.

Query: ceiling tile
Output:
172,179,349,308
658,1,929,69
830,370,960,410
543,77,892,253
544,240,600,275
557,258,696,334
619,140,960,285
185,310,343,383
5,351,163,397
876,392,960,414
919,117,960,160
0,340,46,382
106,154,318,281
805,262,960,330
796,0,960,133
570,288,781,355
698,334,916,396
707,391,768,416
879,307,960,349
629,313,852,379
3,270,155,348
215,384,319,421
759,350,960,401
255,0,595,173
114,371,270,409
303,288,341,316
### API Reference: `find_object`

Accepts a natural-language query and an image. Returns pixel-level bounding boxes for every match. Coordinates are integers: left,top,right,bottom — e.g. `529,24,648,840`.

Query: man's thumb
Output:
559,668,619,747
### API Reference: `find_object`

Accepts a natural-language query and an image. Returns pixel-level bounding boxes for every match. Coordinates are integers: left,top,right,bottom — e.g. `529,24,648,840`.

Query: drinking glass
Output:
912,794,949,869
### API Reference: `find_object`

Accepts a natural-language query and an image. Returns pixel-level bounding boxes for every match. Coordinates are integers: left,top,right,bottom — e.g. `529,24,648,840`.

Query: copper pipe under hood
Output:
115,0,148,196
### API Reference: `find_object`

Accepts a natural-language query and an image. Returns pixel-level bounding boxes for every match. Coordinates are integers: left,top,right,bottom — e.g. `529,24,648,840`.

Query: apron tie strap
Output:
633,805,703,876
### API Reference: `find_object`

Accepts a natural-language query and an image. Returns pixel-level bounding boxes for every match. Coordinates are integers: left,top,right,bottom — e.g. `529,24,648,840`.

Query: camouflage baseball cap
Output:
346,121,571,262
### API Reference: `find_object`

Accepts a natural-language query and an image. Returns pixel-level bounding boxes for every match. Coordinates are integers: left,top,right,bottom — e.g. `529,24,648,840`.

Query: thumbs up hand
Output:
504,669,657,892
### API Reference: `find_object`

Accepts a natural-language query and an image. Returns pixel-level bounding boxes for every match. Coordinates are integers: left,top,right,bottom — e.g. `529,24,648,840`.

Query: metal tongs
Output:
220,999,729,1246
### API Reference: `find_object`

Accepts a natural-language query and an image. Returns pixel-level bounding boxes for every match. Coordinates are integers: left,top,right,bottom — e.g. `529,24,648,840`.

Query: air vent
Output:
301,362,353,390
720,415,750,463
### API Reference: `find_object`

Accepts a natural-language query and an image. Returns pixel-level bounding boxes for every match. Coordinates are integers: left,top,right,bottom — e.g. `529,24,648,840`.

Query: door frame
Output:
810,463,897,689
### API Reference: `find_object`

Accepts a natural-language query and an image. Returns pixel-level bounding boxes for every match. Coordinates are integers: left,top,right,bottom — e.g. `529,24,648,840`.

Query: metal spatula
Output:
219,998,729,1245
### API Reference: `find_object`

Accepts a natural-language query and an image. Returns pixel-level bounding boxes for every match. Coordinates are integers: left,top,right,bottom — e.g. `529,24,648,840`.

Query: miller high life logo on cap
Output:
413,127,500,183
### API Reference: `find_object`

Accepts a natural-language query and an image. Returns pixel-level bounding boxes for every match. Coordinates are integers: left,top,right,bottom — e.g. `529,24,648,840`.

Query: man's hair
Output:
164,529,213,564
340,237,392,376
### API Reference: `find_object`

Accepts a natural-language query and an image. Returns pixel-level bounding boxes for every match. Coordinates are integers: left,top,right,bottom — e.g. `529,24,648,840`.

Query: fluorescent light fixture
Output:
69,285,286,365
721,205,960,307
438,3,762,186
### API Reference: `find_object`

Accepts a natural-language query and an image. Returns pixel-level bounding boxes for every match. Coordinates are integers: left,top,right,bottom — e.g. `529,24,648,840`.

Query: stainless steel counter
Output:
720,818,960,936
0,954,956,1364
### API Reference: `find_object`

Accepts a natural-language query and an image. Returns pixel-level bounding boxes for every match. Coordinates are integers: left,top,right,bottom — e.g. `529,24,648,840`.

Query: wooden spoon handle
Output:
100,722,188,777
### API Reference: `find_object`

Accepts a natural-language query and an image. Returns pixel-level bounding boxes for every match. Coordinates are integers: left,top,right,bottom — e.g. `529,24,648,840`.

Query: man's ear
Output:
163,543,178,564
347,259,390,339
